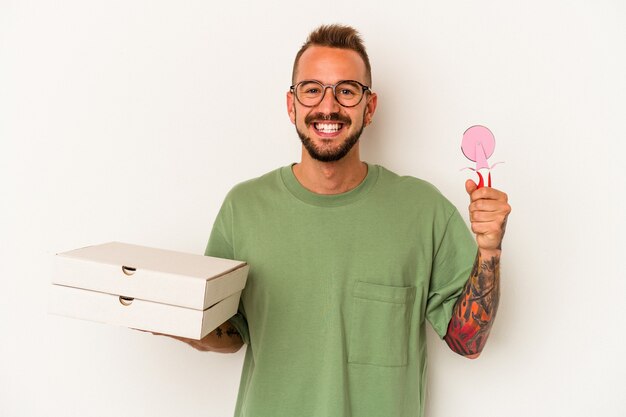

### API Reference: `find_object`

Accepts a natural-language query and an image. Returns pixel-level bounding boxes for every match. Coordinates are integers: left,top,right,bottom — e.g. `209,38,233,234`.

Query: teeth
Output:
314,123,342,133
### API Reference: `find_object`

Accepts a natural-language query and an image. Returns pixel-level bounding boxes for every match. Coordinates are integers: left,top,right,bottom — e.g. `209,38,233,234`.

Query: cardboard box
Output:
49,242,249,340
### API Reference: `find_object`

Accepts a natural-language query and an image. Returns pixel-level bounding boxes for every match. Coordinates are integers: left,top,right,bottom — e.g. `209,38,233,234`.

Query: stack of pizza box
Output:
49,242,248,340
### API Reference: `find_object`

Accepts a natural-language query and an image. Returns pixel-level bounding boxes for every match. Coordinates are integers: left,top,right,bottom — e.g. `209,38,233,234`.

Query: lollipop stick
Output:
477,172,484,189
488,172,492,187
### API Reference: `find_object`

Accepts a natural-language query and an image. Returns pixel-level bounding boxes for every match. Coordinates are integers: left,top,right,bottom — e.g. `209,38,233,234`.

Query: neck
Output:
293,146,367,195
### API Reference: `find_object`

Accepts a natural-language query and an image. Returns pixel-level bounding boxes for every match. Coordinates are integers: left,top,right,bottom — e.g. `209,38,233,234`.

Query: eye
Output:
336,81,361,98
298,82,323,96
338,88,355,97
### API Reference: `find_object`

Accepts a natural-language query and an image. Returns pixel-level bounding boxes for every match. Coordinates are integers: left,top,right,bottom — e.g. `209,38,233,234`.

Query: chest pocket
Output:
348,281,417,367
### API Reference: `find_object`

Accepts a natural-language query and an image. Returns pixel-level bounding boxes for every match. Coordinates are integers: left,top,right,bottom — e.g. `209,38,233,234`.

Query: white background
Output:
1,1,625,416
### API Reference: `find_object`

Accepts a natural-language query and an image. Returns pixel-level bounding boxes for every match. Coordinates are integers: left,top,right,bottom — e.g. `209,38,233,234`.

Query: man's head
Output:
288,25,377,163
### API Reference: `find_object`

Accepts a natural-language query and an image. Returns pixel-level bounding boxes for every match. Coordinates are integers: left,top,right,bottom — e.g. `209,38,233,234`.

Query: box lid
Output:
53,242,248,310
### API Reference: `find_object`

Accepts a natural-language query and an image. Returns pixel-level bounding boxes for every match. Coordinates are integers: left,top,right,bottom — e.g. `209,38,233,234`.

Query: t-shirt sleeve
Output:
426,208,477,339
204,197,251,345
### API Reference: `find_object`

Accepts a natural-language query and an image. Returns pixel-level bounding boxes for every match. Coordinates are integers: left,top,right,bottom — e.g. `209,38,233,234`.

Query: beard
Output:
295,111,365,162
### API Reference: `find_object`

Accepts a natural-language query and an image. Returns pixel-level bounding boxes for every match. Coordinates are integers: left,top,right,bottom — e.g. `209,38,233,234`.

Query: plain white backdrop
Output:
1,1,625,416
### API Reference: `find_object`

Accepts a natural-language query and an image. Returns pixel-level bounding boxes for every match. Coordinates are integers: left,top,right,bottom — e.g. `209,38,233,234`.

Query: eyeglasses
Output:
290,80,371,108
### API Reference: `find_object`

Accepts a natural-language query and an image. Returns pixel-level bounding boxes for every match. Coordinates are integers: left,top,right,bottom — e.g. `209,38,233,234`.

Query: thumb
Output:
465,179,477,196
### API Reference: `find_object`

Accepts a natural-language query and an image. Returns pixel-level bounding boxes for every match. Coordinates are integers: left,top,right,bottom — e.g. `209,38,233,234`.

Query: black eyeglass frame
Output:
289,79,371,108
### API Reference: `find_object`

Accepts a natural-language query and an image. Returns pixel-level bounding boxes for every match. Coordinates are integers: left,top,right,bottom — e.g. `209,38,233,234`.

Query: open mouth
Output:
313,122,344,134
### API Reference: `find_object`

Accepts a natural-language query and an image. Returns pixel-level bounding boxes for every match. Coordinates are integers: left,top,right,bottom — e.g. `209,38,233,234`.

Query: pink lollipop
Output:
461,125,496,188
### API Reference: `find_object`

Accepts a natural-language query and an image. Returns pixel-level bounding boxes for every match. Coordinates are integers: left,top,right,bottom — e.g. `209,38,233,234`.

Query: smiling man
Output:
164,24,511,417
287,43,376,196
290,46,374,165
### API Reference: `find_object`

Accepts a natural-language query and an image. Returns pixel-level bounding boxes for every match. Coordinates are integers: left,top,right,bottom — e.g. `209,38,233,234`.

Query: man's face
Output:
287,46,377,162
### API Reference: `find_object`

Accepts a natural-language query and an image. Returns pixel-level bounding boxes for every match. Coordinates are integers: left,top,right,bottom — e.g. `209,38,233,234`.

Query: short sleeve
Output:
204,197,251,345
205,198,234,260
227,308,250,345
426,208,477,338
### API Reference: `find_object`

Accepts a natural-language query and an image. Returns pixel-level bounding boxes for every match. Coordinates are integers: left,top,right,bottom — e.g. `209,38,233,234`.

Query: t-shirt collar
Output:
280,163,379,207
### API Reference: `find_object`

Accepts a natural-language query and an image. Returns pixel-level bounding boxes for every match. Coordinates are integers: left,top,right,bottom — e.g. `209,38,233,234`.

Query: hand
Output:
134,328,202,344
133,324,243,353
465,179,511,252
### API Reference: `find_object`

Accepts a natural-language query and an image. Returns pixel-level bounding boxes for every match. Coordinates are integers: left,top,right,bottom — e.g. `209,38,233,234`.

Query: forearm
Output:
444,248,501,358
156,319,244,353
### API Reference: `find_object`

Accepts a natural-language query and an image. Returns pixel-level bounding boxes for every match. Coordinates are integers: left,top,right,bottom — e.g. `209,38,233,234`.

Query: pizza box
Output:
49,241,249,340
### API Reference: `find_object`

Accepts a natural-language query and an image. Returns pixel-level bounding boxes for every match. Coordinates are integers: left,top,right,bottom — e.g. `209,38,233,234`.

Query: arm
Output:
444,248,500,358
444,179,510,358
151,318,244,353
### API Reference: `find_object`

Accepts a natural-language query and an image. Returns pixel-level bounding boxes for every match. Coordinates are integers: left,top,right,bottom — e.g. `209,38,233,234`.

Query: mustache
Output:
304,112,351,125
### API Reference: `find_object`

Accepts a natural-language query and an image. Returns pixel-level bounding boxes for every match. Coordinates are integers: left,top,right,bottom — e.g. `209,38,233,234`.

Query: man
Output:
164,24,511,417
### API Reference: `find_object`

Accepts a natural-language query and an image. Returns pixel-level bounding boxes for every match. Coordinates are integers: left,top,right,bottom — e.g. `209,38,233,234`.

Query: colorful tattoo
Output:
444,252,500,356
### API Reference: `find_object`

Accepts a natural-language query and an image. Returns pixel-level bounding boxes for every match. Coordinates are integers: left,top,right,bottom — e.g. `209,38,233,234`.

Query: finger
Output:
465,179,477,196
470,210,506,223
470,200,511,214
470,221,502,236
469,189,509,206
470,204,510,223
482,187,508,201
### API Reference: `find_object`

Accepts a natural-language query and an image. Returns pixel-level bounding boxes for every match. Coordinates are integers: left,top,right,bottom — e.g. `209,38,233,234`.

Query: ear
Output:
364,92,378,126
287,91,296,124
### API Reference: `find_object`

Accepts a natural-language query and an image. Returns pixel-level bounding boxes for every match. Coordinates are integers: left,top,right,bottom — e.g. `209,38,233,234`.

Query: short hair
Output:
292,24,372,85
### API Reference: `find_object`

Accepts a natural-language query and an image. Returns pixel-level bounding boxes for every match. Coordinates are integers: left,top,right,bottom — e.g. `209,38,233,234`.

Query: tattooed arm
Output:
444,249,500,358
149,319,244,353
444,179,510,358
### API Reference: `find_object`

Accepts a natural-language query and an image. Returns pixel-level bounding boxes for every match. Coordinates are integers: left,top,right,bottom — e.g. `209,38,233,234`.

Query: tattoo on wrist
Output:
498,216,508,250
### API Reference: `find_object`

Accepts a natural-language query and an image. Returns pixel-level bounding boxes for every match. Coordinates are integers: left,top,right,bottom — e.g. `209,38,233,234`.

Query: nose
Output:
316,85,341,113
